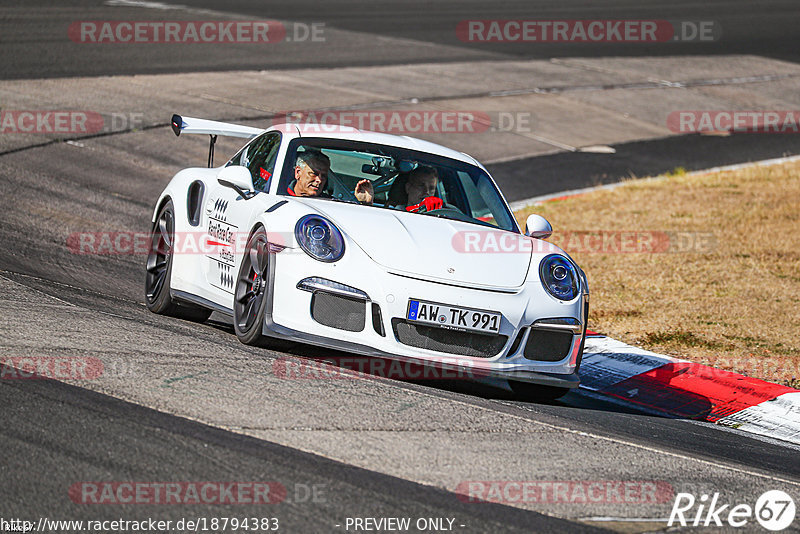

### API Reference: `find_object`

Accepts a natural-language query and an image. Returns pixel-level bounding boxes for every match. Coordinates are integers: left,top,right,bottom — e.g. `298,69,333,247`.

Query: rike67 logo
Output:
669,490,795,531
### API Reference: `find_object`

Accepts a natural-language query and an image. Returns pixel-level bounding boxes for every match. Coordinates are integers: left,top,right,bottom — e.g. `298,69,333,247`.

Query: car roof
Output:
265,123,485,170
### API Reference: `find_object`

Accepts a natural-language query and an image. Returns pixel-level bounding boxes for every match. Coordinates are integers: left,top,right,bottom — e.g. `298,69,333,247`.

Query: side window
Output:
228,132,281,192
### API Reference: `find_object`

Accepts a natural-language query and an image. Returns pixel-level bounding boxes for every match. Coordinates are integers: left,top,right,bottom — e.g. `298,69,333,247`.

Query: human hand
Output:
354,179,374,205
406,196,443,212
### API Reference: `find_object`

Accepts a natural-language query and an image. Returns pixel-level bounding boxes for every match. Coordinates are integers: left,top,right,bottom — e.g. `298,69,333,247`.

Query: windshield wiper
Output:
421,211,450,219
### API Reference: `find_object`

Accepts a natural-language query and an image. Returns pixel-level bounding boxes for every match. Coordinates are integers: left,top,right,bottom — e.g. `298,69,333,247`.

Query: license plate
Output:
406,299,502,334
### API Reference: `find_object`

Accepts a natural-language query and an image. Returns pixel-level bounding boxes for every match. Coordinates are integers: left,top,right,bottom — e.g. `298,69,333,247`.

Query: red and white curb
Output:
580,333,800,445
509,154,800,446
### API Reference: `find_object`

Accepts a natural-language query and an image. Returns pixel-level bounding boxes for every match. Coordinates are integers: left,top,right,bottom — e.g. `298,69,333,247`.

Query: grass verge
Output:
515,160,800,388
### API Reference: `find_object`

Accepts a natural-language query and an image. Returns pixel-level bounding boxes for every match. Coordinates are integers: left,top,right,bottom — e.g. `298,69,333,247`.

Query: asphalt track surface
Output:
3,0,800,78
2,377,595,533
3,1,800,532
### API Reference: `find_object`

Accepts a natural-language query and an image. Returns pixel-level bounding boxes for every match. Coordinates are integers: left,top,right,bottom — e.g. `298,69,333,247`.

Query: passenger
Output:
288,151,373,205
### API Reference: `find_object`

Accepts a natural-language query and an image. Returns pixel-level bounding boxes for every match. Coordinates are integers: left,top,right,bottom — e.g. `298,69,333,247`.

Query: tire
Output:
234,226,271,346
145,200,211,322
509,381,571,402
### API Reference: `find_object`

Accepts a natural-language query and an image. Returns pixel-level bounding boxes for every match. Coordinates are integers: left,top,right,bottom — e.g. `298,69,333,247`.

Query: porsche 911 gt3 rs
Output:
145,114,589,399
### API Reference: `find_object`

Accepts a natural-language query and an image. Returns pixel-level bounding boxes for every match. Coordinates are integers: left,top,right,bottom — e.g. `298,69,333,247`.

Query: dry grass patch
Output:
515,161,800,387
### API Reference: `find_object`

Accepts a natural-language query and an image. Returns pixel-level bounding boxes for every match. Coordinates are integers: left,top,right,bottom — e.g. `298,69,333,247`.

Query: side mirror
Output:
525,214,552,239
217,165,255,199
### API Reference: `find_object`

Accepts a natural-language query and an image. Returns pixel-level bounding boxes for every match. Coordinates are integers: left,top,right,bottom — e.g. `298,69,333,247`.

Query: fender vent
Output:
187,180,204,226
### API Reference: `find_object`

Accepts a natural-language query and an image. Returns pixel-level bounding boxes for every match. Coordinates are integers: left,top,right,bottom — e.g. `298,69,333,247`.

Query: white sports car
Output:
146,115,589,399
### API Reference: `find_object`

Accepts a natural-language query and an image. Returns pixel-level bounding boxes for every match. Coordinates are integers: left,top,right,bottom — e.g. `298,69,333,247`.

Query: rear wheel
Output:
145,200,211,322
234,227,271,346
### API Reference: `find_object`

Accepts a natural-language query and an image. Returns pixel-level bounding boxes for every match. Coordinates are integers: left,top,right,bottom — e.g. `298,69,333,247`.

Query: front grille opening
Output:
524,329,573,362
311,292,366,332
392,318,507,358
371,302,385,337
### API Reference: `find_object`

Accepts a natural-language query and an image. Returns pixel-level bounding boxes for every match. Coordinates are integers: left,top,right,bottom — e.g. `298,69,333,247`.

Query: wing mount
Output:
171,114,263,167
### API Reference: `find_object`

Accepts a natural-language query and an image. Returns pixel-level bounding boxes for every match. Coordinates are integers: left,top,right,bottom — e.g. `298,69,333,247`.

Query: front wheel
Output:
145,200,211,322
234,227,271,346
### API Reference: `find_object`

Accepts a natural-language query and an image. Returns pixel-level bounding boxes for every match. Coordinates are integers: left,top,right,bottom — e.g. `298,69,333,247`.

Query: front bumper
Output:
261,245,587,389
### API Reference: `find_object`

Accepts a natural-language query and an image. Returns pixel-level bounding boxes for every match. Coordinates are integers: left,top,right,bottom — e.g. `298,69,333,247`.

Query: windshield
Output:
278,138,518,232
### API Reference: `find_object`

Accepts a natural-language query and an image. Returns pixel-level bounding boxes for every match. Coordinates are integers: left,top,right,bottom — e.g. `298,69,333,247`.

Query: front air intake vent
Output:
523,330,573,362
311,292,366,332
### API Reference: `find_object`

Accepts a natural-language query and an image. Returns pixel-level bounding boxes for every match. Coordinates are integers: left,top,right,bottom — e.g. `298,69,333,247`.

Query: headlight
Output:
295,215,345,262
539,254,580,301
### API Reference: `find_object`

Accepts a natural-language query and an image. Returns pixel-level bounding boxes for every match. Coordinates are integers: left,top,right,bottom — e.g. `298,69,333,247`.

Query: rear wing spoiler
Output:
171,114,263,167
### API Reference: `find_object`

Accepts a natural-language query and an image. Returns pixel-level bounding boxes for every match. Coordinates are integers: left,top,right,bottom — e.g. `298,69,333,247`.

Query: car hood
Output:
297,199,547,290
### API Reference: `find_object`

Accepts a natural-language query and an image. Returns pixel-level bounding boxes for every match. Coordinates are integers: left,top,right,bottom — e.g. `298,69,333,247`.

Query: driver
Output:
289,151,373,205
404,165,442,212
